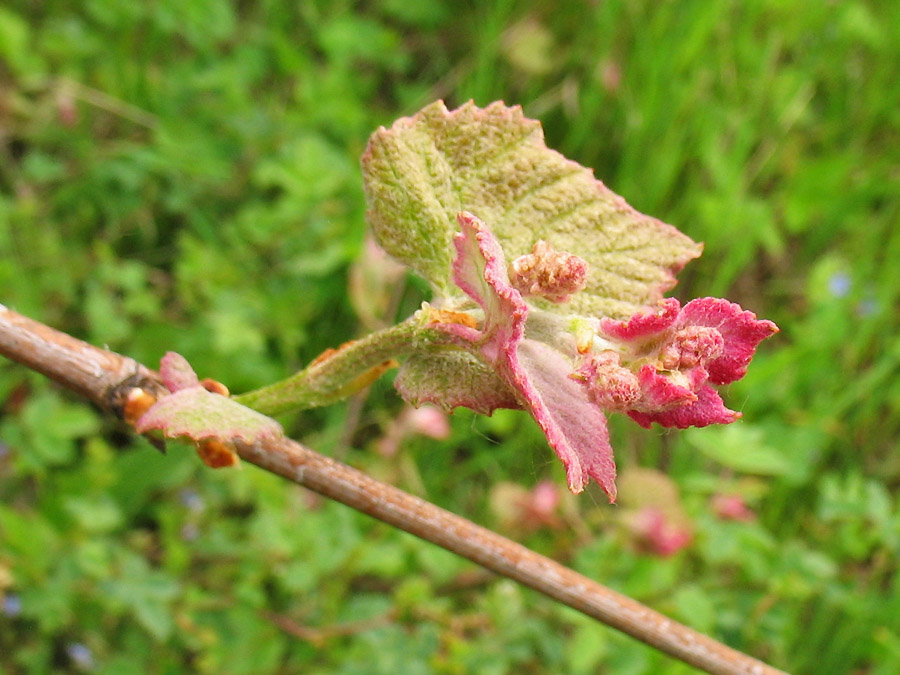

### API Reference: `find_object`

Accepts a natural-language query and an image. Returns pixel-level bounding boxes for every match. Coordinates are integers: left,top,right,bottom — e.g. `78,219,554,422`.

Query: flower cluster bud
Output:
659,325,725,371
509,240,588,303
572,352,640,411
566,297,777,429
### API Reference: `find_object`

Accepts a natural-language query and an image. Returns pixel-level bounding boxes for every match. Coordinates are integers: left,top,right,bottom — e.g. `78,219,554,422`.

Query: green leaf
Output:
672,585,716,633
102,553,180,641
685,424,792,476
362,100,701,319
0,7,44,76
63,495,123,533
0,506,61,579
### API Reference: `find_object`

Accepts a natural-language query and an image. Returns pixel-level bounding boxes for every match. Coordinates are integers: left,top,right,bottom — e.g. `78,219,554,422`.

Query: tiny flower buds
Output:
659,326,725,370
571,352,640,411
509,240,588,303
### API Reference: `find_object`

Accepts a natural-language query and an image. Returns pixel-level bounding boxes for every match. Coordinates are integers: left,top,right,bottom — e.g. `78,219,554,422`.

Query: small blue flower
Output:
828,272,851,298
66,642,95,671
1,593,22,617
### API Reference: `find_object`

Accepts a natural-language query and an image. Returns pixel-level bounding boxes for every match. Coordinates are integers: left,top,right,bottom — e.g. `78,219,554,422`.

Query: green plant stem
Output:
233,311,447,416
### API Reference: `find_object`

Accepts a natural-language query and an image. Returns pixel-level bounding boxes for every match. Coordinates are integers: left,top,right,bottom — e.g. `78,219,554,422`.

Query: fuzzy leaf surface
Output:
136,389,283,445
442,212,618,498
136,352,283,446
395,350,519,415
362,100,702,318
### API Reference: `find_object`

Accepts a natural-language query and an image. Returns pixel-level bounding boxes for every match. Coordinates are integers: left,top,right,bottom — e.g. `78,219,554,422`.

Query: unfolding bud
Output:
509,240,588,303
596,297,778,429
357,101,776,499
571,352,640,411
135,352,283,460
659,326,725,370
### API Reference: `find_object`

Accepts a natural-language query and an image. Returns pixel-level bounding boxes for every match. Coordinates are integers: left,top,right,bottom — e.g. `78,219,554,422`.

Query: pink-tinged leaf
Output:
136,388,283,445
678,298,779,384
599,298,680,341
442,211,618,498
362,100,701,318
159,351,200,392
137,354,283,451
633,364,702,410
394,351,520,415
627,384,739,429
514,339,617,499
452,211,527,362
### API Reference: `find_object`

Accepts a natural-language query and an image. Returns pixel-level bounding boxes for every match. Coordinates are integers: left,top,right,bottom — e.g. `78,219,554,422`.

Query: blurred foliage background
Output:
2,1,899,673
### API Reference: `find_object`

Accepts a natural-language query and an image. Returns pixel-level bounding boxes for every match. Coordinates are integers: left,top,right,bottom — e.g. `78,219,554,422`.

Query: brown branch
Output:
0,305,788,675
0,306,168,412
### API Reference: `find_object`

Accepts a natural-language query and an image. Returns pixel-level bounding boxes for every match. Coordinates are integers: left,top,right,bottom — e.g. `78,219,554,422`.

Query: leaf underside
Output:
136,388,283,446
395,350,519,416
136,353,283,447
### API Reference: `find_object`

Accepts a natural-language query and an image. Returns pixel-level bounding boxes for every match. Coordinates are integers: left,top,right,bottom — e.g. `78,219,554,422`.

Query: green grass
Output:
2,1,900,673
